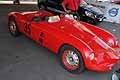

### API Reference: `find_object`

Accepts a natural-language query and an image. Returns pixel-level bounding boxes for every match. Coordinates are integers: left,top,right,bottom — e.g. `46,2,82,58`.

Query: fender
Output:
81,21,118,47
8,12,26,33
56,34,94,67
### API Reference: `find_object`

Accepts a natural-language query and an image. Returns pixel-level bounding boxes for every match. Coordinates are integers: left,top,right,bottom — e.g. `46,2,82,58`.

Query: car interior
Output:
31,15,60,22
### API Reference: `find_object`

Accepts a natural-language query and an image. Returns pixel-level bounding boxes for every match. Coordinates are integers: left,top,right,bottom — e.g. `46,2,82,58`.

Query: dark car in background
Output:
37,0,105,25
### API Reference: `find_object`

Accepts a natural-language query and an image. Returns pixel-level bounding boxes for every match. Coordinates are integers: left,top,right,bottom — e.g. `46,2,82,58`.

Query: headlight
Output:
89,52,95,60
108,39,114,46
116,40,119,45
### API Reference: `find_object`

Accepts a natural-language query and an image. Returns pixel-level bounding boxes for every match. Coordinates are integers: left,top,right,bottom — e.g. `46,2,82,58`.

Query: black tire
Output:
8,16,20,37
109,62,120,80
59,45,85,74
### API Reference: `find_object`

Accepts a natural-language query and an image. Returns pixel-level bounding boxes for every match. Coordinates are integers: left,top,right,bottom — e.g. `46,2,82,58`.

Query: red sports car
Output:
8,10,120,74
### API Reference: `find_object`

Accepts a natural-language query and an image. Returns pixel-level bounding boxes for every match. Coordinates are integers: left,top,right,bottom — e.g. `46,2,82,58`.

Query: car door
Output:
47,0,64,13
28,21,46,45
17,17,32,38
29,21,52,46
30,21,62,53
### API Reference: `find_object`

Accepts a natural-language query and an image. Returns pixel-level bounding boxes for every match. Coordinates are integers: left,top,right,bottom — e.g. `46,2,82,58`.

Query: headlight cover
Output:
116,40,119,45
89,52,95,60
108,39,114,46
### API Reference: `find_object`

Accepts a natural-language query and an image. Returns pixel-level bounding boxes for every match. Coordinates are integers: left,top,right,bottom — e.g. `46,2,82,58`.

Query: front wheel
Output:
59,45,85,74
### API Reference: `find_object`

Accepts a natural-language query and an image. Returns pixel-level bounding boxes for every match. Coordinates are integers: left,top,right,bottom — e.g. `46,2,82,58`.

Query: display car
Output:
109,62,120,80
8,10,120,74
37,0,105,25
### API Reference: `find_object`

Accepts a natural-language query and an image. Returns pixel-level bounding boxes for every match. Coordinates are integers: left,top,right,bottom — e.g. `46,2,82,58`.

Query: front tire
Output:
59,45,85,74
8,16,20,37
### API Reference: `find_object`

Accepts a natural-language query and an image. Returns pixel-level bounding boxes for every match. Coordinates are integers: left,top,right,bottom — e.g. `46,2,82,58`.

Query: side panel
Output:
28,22,48,44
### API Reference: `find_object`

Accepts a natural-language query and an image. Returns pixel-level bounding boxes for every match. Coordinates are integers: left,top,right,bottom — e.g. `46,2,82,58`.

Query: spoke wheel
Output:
9,21,17,35
62,50,79,70
59,45,85,74
8,17,20,37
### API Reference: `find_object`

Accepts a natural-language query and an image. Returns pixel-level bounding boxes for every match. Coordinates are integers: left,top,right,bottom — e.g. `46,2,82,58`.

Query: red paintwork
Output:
8,10,120,72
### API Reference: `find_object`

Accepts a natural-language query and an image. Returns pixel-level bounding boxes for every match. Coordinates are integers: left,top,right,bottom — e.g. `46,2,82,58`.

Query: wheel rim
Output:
62,50,79,70
9,21,16,34
112,73,119,80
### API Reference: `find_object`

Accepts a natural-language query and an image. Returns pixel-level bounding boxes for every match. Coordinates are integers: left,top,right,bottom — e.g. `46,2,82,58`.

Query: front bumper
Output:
85,58,120,72
96,15,105,22
86,62,117,72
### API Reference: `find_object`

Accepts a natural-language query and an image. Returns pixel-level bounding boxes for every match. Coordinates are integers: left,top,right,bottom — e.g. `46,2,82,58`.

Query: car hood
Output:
59,19,96,44
80,5,104,15
89,36,120,60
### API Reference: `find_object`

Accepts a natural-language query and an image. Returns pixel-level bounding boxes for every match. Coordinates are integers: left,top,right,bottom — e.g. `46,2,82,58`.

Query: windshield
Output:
64,14,75,20
48,15,60,22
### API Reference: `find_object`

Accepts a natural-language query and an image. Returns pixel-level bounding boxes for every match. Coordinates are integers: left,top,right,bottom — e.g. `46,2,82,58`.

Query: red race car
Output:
8,10,120,74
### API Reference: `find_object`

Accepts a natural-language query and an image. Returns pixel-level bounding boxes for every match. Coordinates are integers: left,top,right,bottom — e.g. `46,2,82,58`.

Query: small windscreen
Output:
48,15,60,22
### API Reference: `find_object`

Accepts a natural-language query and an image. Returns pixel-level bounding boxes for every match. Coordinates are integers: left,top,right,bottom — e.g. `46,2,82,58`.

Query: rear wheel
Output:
59,45,85,74
8,16,20,37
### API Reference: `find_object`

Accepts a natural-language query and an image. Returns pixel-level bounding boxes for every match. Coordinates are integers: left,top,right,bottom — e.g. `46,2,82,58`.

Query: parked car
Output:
109,62,120,80
37,0,105,25
8,10,120,74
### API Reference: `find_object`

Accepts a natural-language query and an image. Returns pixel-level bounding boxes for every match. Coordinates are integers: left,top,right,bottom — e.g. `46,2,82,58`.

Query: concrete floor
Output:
0,4,120,80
